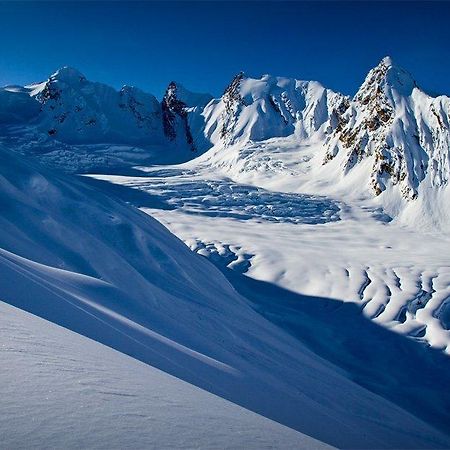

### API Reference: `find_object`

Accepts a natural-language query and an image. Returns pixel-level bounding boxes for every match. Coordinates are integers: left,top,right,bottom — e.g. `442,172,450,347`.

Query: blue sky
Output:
0,1,449,99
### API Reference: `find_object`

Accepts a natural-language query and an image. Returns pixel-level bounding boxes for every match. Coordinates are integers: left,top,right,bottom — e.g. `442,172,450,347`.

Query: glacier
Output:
1,56,450,448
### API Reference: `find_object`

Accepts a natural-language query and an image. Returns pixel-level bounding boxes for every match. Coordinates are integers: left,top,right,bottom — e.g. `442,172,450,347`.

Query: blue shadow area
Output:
223,267,450,440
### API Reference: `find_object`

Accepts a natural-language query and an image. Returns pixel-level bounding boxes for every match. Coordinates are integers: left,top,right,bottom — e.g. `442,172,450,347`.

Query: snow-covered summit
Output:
21,67,165,145
323,56,449,208
199,71,348,146
49,66,87,84
355,56,416,101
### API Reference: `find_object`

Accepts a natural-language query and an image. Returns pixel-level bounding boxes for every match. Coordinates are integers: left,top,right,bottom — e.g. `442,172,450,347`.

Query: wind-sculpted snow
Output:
1,146,450,448
187,240,254,274
87,163,450,445
91,160,450,353
0,302,330,450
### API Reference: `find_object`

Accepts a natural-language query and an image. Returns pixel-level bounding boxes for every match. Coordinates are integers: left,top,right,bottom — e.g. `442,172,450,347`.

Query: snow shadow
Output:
223,267,450,439
81,177,175,210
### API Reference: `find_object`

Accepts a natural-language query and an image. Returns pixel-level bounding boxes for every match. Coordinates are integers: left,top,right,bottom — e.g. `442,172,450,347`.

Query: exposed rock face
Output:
220,72,246,145
323,57,450,199
162,81,195,151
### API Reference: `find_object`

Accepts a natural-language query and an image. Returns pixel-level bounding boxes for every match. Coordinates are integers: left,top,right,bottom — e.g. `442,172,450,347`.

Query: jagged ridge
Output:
0,58,449,201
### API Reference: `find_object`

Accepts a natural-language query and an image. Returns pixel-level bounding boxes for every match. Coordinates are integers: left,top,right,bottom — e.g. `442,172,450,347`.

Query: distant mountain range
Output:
1,57,449,203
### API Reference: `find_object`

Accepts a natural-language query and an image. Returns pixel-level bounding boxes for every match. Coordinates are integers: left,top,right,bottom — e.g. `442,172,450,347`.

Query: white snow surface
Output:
1,57,450,448
0,301,330,450
92,131,450,351
1,146,450,449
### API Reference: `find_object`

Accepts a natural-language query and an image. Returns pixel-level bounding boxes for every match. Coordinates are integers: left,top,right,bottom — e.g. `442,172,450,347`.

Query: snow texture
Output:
1,57,450,448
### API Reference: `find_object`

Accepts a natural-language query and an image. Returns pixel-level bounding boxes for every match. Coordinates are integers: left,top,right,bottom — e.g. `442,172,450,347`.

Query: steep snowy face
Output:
200,72,349,146
323,57,450,199
29,67,164,145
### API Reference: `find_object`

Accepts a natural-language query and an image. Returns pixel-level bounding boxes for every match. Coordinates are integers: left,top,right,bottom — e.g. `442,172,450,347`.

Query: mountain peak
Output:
163,81,212,108
49,66,86,84
356,56,416,100
379,55,394,68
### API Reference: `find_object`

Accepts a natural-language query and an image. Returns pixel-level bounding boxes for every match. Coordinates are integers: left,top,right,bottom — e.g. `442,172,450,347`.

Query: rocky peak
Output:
161,81,195,150
222,72,245,104
162,81,186,113
34,67,87,105
355,56,416,102
323,57,444,200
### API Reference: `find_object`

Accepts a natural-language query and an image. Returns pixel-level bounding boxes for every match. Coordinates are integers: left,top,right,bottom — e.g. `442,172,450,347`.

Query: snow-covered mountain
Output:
0,67,212,153
189,58,449,232
1,58,448,209
197,58,449,200
323,56,450,200
2,67,164,144
37,67,167,144
2,144,449,448
198,72,349,147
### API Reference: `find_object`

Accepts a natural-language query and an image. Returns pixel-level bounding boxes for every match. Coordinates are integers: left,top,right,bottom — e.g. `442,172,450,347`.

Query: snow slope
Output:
1,146,449,449
0,301,329,449
87,157,450,438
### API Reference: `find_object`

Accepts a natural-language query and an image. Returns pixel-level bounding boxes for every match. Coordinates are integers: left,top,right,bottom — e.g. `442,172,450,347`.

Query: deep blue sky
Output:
0,1,449,99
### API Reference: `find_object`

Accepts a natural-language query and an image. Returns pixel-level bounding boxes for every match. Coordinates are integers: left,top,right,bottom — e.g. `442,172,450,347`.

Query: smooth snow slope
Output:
1,146,449,449
0,301,330,449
